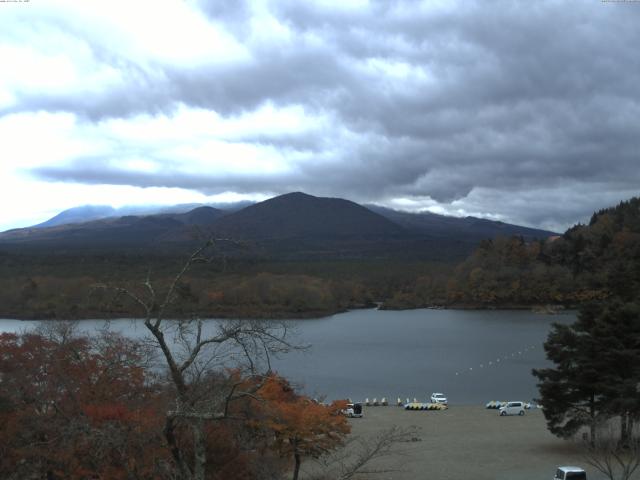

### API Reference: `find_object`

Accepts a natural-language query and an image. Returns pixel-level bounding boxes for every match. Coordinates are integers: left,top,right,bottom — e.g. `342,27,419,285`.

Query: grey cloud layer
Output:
13,0,640,230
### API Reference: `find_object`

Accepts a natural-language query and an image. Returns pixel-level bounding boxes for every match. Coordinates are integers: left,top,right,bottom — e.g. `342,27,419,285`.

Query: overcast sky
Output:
1,0,638,232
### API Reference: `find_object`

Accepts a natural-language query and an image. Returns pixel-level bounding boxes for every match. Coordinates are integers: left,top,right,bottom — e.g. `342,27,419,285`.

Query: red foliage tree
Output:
0,329,166,479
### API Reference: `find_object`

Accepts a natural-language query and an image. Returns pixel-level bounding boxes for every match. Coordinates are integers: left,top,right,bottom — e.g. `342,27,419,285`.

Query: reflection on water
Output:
0,308,575,405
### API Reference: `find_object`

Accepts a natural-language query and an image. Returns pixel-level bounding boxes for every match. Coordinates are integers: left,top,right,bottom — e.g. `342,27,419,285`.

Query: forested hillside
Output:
420,197,640,308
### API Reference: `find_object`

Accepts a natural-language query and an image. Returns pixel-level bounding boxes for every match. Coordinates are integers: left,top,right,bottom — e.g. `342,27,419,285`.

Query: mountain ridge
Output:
366,205,553,241
0,192,557,260
32,202,253,229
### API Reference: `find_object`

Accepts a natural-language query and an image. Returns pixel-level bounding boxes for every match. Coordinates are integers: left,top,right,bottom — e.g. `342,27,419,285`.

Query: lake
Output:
0,308,575,405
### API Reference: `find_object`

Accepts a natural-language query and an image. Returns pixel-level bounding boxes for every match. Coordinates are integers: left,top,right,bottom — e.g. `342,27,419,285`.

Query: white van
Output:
553,466,586,479
498,401,525,416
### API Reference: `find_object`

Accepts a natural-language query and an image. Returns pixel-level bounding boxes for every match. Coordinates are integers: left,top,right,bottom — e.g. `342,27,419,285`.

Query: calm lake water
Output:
0,308,575,405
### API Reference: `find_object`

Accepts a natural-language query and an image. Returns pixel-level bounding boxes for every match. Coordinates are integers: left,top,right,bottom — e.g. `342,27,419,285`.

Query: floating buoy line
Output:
454,344,538,377
341,344,541,412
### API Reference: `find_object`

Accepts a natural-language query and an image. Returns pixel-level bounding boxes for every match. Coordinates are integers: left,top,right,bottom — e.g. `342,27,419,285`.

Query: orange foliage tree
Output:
258,375,350,480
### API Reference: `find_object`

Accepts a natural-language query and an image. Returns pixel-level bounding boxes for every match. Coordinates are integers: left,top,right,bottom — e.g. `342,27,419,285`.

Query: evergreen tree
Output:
533,305,606,443
533,300,640,444
587,301,640,445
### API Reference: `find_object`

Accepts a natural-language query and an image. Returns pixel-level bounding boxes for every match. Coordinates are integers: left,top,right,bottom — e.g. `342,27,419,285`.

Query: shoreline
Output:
0,303,573,322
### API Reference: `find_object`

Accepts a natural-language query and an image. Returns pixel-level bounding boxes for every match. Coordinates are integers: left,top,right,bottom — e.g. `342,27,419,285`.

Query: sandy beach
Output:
304,405,628,480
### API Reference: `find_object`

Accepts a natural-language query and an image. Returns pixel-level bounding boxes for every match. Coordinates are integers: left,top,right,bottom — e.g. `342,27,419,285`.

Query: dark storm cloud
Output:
17,0,640,229
33,162,296,194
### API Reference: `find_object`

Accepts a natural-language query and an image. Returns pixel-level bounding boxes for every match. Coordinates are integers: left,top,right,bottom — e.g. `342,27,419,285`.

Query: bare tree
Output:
98,240,299,480
306,425,418,480
35,319,80,345
581,422,640,480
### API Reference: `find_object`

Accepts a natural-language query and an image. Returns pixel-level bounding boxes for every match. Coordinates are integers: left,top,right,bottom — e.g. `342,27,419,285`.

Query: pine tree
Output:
587,301,640,445
533,300,640,444
533,306,606,443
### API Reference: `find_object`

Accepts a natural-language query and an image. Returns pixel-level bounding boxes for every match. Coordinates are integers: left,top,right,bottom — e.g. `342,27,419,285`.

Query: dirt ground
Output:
302,406,634,480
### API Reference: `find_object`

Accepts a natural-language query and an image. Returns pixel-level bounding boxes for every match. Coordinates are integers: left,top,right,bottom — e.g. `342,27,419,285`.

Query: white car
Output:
430,393,448,404
342,403,363,418
553,466,586,480
499,401,525,416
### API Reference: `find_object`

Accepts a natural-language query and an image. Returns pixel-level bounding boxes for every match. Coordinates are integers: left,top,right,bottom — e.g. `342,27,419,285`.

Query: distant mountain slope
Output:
175,206,225,226
35,205,117,228
210,192,405,239
31,202,253,229
366,205,556,240
0,207,225,248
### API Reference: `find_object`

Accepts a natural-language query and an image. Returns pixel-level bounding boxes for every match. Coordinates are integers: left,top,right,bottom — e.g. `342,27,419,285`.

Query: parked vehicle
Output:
342,402,363,418
553,466,586,479
430,392,448,404
498,401,525,416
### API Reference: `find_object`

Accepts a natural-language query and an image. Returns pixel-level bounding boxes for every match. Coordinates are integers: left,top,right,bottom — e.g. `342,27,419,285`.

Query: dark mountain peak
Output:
177,206,225,225
274,191,314,201
256,192,367,210
211,192,404,239
186,205,222,214
251,192,334,210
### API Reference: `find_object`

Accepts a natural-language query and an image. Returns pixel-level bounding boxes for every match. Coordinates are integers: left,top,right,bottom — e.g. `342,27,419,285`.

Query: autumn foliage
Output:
0,330,165,479
257,376,350,480
0,329,350,479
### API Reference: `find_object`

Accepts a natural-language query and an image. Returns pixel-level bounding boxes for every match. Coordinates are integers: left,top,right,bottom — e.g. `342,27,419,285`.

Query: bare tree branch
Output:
100,239,303,480
306,425,418,480
581,421,640,480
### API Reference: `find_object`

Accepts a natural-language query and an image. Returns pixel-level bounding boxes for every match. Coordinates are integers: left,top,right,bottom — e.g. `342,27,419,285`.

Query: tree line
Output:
434,197,640,308
0,254,452,319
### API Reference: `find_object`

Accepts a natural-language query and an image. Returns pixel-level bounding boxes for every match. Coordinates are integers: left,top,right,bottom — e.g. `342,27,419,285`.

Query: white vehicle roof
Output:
559,466,585,472
432,393,445,396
